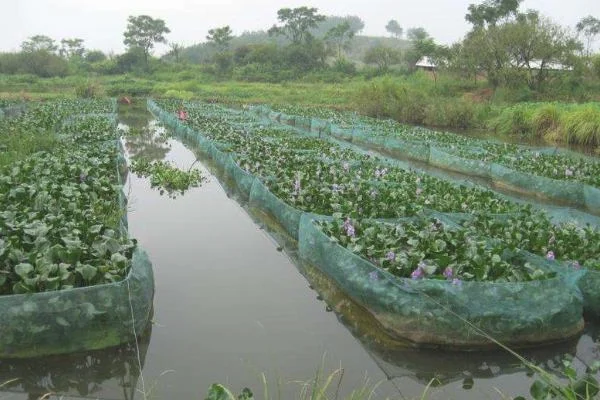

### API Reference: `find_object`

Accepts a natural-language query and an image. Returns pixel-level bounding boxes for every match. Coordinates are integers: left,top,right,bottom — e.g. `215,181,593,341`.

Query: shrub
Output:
75,81,104,98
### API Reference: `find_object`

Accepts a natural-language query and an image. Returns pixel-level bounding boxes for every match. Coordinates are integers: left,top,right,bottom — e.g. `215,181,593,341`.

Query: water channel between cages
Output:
0,103,599,400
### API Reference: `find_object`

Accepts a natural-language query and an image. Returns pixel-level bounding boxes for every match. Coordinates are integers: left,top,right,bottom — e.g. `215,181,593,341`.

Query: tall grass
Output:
562,106,600,146
488,102,600,146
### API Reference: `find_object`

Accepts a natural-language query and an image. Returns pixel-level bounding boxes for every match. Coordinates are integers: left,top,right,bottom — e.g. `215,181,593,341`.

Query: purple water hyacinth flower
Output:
565,168,574,177
443,267,453,279
370,189,378,198
346,224,355,237
452,278,462,286
342,161,350,172
546,251,555,261
343,218,352,230
332,183,340,193
369,270,379,281
386,251,396,261
418,260,427,269
375,169,382,178
79,172,87,182
343,218,355,237
411,266,424,280
571,261,581,270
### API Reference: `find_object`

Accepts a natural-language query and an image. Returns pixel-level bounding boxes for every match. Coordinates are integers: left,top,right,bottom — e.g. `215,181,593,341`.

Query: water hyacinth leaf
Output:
433,239,447,252
15,263,34,278
238,388,254,400
62,236,82,250
76,264,98,281
110,252,128,267
205,383,232,400
422,263,438,275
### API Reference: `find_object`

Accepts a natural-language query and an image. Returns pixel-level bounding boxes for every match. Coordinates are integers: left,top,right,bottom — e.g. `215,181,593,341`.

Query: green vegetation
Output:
0,100,137,294
130,158,205,198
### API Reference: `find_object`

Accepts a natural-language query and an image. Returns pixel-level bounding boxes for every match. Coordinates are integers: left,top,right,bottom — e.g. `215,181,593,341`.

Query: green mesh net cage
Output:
0,109,154,358
148,98,596,348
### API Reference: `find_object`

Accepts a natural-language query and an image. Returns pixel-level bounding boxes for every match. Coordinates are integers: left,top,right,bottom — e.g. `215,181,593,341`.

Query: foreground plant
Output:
518,358,600,400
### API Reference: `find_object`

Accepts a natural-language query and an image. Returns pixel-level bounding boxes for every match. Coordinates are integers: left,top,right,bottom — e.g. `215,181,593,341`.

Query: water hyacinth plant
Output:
318,217,553,282
0,103,138,295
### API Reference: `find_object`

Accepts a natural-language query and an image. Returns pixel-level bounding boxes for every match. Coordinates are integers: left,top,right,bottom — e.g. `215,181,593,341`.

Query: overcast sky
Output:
1,0,599,55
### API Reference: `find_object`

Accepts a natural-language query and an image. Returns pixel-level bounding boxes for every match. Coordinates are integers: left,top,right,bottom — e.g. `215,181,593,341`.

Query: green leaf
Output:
205,383,233,400
530,380,550,399
56,317,70,327
573,375,599,399
238,388,254,400
15,263,34,278
491,254,502,264
76,265,98,282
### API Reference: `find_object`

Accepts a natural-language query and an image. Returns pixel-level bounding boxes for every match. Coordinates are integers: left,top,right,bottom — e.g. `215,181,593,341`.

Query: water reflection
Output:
0,324,151,400
119,101,171,163
297,259,588,387
122,120,171,162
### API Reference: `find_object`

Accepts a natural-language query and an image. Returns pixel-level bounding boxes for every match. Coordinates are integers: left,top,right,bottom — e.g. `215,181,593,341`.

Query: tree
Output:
405,27,438,67
576,16,600,57
465,0,522,27
325,22,355,59
504,12,581,89
123,15,170,65
268,7,326,44
59,38,85,59
363,46,401,72
168,43,184,63
311,15,365,37
21,35,57,53
385,20,403,39
206,26,234,51
85,50,107,63
406,27,430,42
460,9,580,90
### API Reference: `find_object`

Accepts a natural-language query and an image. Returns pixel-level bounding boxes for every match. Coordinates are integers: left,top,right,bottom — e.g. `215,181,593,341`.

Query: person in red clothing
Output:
178,109,188,120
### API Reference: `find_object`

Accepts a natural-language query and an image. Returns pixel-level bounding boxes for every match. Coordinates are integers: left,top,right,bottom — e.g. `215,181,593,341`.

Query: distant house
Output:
415,56,436,71
509,59,573,71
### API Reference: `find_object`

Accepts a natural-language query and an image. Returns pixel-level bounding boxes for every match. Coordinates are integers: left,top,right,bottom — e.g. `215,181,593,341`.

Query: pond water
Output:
0,102,598,400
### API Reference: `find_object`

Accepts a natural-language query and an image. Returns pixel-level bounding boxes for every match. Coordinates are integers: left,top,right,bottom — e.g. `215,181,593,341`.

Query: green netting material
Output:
298,214,584,348
0,110,154,358
251,105,600,215
148,99,594,346
0,249,153,358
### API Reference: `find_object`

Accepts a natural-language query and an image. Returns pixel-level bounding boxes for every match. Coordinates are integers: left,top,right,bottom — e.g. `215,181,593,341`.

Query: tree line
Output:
0,0,598,92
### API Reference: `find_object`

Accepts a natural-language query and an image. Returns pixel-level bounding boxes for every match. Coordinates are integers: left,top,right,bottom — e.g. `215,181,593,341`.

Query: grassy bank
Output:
2,72,600,146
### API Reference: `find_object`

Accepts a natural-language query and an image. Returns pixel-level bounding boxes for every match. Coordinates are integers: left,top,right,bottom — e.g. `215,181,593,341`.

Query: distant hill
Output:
173,15,410,65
